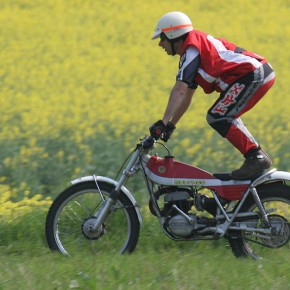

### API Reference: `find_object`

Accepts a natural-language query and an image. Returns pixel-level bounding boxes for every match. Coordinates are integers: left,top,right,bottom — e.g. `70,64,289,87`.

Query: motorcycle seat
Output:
213,173,234,181
213,171,265,181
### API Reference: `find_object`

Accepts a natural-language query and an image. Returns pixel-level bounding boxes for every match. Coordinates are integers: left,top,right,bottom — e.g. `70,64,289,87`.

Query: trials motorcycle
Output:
45,136,290,259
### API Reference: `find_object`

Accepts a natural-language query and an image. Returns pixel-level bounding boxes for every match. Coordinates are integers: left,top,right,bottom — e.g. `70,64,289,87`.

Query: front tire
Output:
45,181,140,255
228,182,290,259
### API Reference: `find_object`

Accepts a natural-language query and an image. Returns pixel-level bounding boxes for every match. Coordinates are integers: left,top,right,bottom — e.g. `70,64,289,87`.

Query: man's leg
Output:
206,63,275,179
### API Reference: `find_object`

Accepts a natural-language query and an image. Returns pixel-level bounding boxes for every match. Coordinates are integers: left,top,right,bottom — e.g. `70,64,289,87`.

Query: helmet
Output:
151,11,193,40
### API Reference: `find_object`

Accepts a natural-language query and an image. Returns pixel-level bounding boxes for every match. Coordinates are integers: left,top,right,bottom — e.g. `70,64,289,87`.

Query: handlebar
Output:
141,136,156,150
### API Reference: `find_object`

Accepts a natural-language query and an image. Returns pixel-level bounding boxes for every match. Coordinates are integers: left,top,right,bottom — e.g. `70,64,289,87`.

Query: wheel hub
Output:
82,217,105,240
262,215,290,248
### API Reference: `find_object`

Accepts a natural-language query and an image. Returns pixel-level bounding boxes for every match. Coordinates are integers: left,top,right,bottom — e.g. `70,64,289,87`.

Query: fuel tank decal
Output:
158,166,167,174
174,179,205,186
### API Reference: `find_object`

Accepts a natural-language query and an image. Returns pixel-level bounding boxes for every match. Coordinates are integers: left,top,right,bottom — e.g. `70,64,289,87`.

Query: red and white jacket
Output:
181,30,267,94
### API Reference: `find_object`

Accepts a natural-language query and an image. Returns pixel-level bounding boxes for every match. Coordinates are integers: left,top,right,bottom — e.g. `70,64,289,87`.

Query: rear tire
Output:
228,183,290,259
45,181,140,255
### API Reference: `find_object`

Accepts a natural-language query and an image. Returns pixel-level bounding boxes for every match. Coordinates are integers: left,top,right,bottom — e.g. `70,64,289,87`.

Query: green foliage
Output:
0,0,289,200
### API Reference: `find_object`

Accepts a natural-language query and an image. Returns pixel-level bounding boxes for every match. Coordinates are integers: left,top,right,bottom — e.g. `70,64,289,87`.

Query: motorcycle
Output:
45,136,290,259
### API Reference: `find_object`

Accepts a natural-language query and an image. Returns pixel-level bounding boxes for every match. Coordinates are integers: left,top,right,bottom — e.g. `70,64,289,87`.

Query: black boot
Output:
231,148,272,180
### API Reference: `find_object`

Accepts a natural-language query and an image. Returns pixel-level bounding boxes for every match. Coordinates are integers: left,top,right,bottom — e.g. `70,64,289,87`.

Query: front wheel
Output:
45,181,140,255
228,182,290,259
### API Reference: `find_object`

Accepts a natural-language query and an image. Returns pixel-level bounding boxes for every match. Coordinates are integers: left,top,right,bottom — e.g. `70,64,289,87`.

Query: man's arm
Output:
162,80,196,126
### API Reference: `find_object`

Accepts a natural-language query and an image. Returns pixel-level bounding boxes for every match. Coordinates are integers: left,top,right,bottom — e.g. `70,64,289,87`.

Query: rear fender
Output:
253,169,290,187
71,175,143,225
269,171,290,183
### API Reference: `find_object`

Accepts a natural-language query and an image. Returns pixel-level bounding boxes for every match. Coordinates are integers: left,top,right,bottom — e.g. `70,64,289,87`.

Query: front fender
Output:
71,175,143,225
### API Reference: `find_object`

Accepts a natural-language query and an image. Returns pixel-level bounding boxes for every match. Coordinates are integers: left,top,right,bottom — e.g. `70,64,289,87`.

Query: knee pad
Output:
207,118,232,138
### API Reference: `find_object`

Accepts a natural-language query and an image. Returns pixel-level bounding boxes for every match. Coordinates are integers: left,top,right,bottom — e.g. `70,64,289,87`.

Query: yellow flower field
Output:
0,0,289,216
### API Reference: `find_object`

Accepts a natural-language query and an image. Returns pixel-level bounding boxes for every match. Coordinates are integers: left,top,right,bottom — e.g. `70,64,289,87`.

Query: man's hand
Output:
149,120,166,140
161,122,175,142
149,120,175,142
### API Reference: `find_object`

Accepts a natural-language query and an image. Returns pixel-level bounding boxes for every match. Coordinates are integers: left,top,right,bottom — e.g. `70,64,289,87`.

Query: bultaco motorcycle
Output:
45,136,290,259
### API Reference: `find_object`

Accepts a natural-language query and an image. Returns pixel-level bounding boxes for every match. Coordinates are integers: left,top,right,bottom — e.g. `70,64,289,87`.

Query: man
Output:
149,11,275,180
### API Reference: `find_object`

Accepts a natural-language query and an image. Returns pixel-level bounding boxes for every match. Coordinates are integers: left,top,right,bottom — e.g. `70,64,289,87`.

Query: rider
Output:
149,11,275,180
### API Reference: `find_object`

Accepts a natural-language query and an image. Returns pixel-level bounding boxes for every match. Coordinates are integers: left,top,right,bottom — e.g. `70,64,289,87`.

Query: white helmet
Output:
151,11,193,40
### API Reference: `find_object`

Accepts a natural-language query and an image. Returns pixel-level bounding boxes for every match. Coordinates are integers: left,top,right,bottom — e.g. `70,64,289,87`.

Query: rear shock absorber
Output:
250,186,270,227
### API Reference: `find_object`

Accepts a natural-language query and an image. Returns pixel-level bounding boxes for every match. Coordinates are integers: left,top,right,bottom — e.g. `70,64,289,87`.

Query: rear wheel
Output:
45,181,140,255
228,183,290,259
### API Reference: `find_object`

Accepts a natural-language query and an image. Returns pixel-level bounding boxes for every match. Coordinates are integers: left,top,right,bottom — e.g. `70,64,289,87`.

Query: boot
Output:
231,149,272,180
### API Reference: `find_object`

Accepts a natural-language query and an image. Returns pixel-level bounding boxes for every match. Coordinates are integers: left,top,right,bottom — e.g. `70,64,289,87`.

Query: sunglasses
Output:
160,32,167,42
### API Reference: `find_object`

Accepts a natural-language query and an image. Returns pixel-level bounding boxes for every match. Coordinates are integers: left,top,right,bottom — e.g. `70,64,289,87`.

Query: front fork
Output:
91,149,141,232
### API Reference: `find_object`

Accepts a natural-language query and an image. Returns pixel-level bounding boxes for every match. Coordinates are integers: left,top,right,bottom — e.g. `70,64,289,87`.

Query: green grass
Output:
1,209,290,290
2,188,290,290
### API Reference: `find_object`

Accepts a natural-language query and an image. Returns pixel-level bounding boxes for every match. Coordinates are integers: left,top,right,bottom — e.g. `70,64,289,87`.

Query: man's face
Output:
158,34,174,56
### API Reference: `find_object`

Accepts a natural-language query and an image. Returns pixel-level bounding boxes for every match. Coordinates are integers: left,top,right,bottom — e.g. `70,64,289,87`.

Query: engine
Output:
163,190,193,214
149,187,216,238
167,214,197,237
164,190,197,237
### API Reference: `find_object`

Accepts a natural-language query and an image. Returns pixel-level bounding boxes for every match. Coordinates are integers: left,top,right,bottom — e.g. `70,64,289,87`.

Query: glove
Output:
149,120,166,140
161,121,176,142
149,120,176,142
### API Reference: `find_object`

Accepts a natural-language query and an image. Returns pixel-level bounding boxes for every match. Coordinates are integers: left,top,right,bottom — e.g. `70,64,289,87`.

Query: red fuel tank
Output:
146,155,215,180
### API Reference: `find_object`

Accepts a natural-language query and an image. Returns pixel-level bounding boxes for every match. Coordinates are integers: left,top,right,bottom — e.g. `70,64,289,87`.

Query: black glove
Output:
149,120,176,142
161,121,176,142
149,120,166,140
